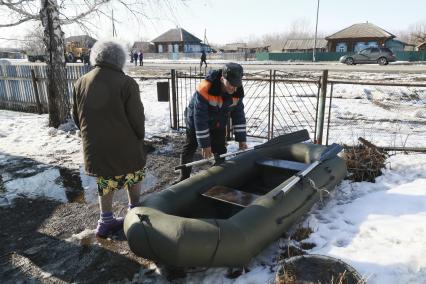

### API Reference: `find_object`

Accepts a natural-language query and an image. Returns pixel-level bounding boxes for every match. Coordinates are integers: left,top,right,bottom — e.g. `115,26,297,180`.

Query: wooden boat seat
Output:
202,185,260,208
256,158,308,172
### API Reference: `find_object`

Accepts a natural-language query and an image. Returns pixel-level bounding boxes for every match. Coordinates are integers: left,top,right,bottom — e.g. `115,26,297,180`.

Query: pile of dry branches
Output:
343,138,388,182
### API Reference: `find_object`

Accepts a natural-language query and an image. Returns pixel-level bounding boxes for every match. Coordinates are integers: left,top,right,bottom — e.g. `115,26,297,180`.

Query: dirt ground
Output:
0,133,209,283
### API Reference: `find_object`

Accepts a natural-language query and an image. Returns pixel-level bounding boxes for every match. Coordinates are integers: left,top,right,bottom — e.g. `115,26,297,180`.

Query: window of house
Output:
336,42,347,52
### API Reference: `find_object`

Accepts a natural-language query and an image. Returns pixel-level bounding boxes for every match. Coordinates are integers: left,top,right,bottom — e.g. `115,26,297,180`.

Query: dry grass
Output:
343,137,388,182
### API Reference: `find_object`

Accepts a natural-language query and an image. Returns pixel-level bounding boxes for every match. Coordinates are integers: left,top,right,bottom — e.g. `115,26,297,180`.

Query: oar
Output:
272,143,343,199
174,129,310,171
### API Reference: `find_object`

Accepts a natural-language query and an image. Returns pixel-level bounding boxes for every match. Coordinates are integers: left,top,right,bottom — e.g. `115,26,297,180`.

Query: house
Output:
326,22,395,52
385,38,414,52
132,41,156,53
220,43,247,53
238,45,270,53
151,28,211,53
417,42,426,51
65,35,97,48
0,48,24,59
282,39,327,53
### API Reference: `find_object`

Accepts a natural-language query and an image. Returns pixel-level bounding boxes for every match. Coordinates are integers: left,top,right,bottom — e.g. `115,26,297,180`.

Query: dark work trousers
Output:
179,127,226,180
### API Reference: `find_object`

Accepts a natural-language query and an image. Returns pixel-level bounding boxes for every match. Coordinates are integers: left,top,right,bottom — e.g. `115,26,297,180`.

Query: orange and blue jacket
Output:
186,70,246,148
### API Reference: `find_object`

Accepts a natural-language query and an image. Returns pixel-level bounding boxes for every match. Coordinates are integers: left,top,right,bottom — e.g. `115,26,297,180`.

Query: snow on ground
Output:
1,70,426,283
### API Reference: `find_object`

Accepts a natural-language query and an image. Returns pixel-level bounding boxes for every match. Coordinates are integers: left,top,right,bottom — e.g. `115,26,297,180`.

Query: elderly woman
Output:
72,40,146,238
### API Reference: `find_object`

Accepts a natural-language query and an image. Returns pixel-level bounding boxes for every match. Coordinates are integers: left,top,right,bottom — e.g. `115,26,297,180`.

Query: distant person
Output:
133,52,138,66
72,40,146,238
174,62,247,183
139,51,144,66
200,50,207,69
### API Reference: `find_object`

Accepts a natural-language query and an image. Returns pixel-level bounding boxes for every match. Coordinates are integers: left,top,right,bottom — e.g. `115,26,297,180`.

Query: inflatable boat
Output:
124,130,346,267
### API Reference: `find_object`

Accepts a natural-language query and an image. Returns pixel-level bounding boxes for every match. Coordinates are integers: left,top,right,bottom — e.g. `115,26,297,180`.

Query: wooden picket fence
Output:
0,64,92,113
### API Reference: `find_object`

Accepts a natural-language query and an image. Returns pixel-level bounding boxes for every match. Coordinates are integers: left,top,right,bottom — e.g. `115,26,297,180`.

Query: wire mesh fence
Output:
270,71,320,139
173,69,322,141
324,80,426,148
1,64,425,150
171,68,426,149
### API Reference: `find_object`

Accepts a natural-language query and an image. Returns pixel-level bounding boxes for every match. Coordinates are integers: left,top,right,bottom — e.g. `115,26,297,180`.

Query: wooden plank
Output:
202,185,259,207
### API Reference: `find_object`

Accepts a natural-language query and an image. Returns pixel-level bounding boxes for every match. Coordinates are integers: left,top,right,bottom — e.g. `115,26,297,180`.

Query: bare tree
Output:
287,18,313,39
246,18,317,52
0,0,182,128
408,21,426,45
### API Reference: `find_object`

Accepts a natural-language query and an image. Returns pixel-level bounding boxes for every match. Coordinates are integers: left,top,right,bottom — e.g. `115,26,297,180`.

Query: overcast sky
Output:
0,0,425,48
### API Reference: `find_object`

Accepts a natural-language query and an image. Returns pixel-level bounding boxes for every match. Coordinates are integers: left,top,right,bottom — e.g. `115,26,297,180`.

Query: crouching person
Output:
72,40,146,238
175,62,247,183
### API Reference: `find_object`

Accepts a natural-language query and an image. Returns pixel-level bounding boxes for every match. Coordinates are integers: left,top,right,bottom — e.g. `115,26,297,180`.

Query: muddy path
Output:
0,133,205,283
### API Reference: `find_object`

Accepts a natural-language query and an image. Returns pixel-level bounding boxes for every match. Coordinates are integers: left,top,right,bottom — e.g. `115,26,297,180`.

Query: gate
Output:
169,68,325,143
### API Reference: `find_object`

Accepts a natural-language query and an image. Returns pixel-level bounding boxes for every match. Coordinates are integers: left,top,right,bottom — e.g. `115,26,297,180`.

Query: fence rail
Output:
143,52,253,61
168,68,426,149
1,64,425,149
0,64,92,113
257,50,426,62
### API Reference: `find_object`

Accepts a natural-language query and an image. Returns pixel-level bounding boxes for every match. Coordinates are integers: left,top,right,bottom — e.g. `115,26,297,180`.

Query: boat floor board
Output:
257,159,308,172
202,186,260,208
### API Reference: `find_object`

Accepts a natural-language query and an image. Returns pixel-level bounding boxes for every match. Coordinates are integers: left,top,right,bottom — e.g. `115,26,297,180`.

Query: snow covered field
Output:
0,71,426,283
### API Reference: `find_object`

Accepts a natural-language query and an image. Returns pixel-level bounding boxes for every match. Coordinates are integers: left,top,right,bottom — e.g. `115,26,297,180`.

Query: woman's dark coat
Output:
72,63,146,177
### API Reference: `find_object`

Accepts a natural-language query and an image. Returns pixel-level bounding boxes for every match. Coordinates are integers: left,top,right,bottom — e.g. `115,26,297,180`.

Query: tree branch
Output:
59,0,110,25
0,16,35,27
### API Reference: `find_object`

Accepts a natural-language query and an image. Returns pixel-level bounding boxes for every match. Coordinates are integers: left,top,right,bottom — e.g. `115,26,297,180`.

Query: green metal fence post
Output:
315,69,328,144
171,69,178,130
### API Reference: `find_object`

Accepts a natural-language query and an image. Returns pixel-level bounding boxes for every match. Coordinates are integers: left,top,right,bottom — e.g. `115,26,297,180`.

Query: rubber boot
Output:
213,153,225,166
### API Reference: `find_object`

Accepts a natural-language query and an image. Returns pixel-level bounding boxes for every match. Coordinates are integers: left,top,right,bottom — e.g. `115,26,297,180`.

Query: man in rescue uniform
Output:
175,62,247,183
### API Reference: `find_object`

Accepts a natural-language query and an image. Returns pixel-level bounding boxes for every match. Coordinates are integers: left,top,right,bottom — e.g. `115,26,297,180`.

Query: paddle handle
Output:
272,161,320,198
174,148,251,170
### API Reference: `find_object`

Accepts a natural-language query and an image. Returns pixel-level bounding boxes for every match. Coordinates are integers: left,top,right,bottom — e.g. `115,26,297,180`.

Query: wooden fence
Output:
0,64,92,113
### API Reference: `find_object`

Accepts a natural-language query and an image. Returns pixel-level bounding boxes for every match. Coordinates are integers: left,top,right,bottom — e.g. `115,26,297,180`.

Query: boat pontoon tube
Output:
125,142,346,267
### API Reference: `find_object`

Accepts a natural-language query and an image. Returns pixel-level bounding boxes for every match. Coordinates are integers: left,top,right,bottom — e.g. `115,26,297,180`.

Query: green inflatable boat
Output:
124,130,346,267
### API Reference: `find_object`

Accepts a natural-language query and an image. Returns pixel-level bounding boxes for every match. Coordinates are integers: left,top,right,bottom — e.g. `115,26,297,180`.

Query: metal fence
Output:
258,51,426,62
170,68,323,142
325,80,426,149
143,52,253,61
169,68,426,149
0,64,92,113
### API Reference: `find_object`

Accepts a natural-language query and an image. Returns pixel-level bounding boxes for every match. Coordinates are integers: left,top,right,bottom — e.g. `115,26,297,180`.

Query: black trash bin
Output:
157,82,170,102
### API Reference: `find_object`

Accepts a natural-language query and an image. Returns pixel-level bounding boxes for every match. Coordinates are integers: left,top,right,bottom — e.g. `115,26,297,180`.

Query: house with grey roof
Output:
151,28,210,53
282,39,327,53
325,22,399,52
0,48,24,59
219,42,269,53
132,41,156,53
417,42,426,51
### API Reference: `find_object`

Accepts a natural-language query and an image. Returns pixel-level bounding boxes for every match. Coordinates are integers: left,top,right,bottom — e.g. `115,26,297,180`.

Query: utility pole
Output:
112,9,117,37
203,28,210,51
313,0,320,62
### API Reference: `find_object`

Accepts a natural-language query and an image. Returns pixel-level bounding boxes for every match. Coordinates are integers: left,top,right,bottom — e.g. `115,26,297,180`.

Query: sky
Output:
0,62,426,283
0,0,425,48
